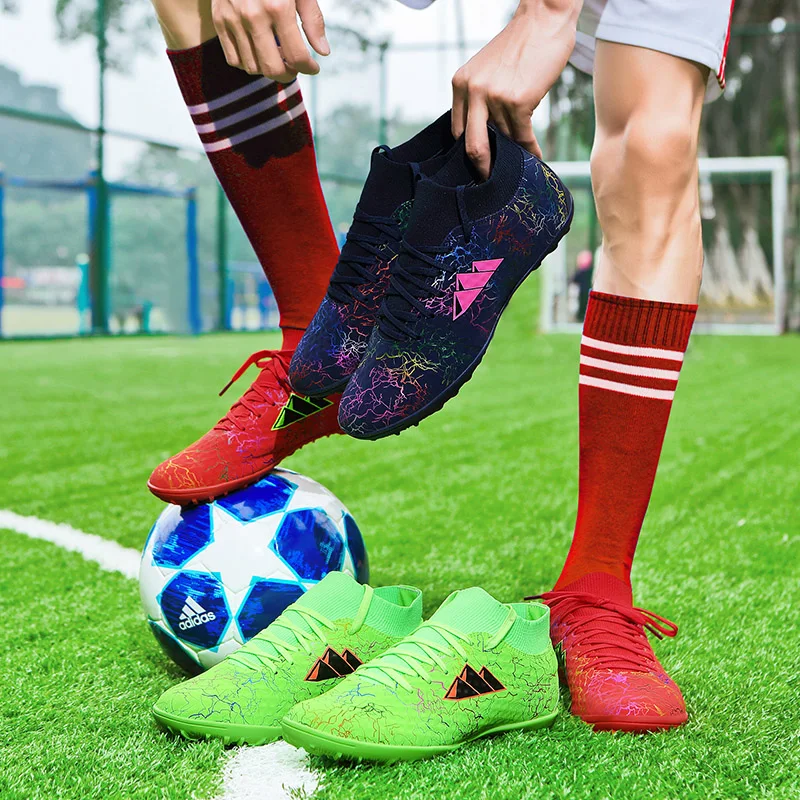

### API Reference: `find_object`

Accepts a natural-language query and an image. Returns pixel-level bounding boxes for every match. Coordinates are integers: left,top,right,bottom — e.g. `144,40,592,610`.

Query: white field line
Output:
217,742,318,800
0,509,320,800
0,510,140,579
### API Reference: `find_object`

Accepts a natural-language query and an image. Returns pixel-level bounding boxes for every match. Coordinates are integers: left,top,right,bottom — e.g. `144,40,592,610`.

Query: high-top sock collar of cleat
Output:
390,110,455,164
355,588,549,690
329,112,456,306
404,126,525,248
531,572,679,673
230,572,422,671
378,128,527,340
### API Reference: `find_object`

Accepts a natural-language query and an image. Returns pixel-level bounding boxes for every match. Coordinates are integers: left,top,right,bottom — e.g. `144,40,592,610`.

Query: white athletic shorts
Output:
396,0,736,102
572,0,735,101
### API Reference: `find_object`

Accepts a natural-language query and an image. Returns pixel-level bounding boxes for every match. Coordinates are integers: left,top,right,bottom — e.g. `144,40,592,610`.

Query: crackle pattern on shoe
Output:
153,573,422,745
283,588,559,761
339,150,572,440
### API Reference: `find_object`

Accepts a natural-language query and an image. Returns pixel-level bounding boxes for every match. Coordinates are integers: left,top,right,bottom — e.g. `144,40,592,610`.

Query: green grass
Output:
1,284,798,800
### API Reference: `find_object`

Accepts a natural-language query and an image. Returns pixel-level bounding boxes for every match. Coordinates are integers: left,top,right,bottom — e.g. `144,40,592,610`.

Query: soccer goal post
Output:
540,156,790,335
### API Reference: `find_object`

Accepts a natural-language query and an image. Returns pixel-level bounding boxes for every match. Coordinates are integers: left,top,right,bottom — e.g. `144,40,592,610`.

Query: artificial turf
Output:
1,281,798,799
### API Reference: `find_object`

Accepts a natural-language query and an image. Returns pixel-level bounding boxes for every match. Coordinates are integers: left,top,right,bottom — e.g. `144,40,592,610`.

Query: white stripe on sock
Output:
194,81,301,135
187,76,276,116
579,355,681,380
203,101,306,152
579,374,675,401
581,335,684,362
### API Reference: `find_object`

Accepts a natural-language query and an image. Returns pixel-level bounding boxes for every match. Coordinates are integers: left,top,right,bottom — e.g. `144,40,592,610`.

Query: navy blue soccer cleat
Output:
288,113,455,397
338,129,573,440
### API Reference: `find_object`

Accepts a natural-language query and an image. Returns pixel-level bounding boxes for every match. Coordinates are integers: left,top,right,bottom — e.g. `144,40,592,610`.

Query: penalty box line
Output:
0,508,320,800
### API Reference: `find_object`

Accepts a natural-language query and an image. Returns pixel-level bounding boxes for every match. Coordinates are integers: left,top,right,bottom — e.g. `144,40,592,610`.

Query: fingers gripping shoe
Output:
148,349,341,505
288,113,455,397
535,572,688,732
282,587,559,761
338,129,573,440
152,572,422,745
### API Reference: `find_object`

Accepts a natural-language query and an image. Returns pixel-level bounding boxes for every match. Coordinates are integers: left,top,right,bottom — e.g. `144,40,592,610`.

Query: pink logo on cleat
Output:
453,258,503,319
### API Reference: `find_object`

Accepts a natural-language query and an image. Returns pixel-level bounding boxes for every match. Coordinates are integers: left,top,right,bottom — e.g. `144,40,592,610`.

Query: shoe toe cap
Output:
147,432,253,502
147,458,193,495
572,669,687,725
285,689,377,741
289,304,362,396
147,445,212,501
154,667,286,729
152,682,210,726
337,370,414,439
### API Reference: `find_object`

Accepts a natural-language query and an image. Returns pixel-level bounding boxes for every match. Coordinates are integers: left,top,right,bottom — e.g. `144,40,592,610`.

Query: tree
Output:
0,65,92,180
45,0,388,70
699,6,799,328
53,0,157,70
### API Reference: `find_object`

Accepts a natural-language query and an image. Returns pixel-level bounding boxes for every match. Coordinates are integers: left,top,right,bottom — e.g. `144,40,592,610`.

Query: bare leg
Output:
556,41,708,590
151,0,216,49
591,42,707,304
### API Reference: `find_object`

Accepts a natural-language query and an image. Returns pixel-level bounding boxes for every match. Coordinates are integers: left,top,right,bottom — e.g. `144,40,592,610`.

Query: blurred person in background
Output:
571,249,594,321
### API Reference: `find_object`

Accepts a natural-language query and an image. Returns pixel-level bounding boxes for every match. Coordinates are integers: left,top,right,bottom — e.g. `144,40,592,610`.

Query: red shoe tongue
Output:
554,573,657,671
556,572,634,606
219,352,292,429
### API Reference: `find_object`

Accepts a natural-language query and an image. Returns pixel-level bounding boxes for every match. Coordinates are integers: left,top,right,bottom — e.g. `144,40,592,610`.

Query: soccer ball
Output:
139,469,368,674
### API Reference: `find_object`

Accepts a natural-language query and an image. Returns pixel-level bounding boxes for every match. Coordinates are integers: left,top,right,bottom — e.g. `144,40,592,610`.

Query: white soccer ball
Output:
139,469,368,673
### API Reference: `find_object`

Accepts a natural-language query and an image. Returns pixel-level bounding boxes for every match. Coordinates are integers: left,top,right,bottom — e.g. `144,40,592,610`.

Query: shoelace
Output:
228,585,373,673
378,186,475,342
378,240,449,341
356,610,515,692
529,591,679,673
328,207,402,305
228,605,337,673
214,349,291,432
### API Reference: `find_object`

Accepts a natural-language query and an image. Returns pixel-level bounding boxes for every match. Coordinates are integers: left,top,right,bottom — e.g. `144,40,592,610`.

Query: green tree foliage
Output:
47,0,387,71
54,0,158,70
0,65,91,180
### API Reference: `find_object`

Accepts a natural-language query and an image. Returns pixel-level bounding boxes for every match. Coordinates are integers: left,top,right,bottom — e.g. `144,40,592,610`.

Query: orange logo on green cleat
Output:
444,664,505,699
305,648,363,682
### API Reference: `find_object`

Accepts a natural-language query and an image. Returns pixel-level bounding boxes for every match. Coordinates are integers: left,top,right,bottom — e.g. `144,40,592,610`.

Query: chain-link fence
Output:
1,12,796,337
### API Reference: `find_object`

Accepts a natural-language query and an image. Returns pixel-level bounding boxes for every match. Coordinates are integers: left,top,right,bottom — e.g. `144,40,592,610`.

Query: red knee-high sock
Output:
555,291,697,592
167,38,338,350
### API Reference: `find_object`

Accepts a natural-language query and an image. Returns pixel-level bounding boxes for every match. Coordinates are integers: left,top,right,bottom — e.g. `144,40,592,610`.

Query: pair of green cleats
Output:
153,572,559,762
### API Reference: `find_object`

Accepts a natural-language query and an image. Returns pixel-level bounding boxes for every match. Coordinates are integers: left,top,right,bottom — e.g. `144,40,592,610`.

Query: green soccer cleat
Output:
152,572,422,745
282,587,559,761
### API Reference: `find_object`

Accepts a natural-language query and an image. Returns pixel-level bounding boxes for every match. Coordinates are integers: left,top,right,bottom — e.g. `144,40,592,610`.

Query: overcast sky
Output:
1,0,538,164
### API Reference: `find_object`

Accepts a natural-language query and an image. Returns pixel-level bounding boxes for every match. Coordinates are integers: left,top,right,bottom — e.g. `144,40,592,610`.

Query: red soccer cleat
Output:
534,572,688,733
148,349,342,505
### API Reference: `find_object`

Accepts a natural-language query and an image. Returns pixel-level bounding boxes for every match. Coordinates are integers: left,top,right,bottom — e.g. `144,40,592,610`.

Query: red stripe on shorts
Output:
717,0,737,90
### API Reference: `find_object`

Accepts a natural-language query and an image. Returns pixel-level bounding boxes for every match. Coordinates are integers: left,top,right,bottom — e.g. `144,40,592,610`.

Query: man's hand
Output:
212,0,329,81
452,0,580,178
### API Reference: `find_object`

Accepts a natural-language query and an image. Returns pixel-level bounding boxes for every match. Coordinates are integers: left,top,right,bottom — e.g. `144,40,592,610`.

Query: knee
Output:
590,112,703,299
591,112,698,199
